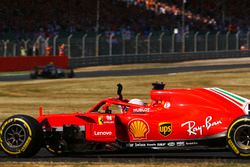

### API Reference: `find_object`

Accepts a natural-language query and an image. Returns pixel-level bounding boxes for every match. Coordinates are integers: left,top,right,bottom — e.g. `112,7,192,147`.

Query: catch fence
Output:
0,31,250,67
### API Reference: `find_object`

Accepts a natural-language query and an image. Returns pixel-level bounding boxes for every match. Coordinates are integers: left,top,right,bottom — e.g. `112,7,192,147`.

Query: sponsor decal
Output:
133,108,150,113
131,142,166,147
164,102,171,109
181,116,222,136
176,141,185,147
98,116,114,124
135,143,146,147
128,119,149,140
167,142,175,147
132,143,158,147
94,131,112,136
103,121,114,124
126,142,184,148
146,143,157,147
98,117,104,125
106,116,112,121
159,122,172,137
157,142,166,147
185,142,198,146
126,141,200,148
128,143,134,147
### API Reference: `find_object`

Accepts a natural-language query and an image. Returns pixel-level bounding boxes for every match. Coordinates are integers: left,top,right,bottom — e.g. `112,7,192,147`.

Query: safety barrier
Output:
0,31,250,70
0,56,69,72
69,50,250,68
1,31,250,59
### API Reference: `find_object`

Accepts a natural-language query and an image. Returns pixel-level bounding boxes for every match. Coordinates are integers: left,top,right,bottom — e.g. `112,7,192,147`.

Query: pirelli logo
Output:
159,122,172,137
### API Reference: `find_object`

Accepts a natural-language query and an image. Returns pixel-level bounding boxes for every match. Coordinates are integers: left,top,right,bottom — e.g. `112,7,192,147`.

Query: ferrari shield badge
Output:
98,117,104,125
159,122,172,137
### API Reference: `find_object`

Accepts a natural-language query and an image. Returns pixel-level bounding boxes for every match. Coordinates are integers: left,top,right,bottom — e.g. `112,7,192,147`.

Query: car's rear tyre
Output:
30,73,37,79
30,67,38,79
0,115,43,157
227,116,250,158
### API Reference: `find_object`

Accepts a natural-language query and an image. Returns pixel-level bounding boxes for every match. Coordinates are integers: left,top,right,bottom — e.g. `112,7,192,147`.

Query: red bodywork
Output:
36,87,249,147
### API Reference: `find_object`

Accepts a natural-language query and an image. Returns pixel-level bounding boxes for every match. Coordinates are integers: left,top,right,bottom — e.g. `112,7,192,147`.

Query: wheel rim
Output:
3,124,27,148
234,125,250,150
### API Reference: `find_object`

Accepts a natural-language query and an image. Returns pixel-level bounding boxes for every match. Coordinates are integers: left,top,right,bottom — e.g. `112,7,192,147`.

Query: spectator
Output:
0,0,248,39
59,44,65,56
20,46,27,56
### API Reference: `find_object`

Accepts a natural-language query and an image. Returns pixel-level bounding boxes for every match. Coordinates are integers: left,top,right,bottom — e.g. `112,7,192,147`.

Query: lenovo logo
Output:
94,131,112,136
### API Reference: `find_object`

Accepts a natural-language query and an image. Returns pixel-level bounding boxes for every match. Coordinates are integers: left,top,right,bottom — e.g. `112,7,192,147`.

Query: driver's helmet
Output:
128,99,144,106
46,62,56,70
120,99,144,113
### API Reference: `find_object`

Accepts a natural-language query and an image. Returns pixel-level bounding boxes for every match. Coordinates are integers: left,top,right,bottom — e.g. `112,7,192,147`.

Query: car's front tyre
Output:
30,67,38,79
227,116,250,158
67,68,75,78
0,115,43,157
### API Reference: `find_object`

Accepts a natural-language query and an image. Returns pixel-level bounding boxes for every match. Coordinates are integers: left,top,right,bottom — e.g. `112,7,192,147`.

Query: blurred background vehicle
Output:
30,63,74,79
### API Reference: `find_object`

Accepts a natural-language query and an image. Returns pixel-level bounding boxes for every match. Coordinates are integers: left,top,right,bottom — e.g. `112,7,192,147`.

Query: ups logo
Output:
159,122,172,137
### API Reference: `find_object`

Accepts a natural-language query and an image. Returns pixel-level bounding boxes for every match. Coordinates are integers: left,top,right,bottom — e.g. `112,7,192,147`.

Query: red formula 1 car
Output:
0,83,250,158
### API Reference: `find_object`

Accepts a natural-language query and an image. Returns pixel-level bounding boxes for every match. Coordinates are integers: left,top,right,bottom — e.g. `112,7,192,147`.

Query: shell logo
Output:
128,119,149,140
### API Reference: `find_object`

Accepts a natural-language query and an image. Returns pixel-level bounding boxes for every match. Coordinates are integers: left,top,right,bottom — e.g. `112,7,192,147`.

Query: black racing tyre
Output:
51,69,58,78
0,115,43,157
45,140,65,156
67,68,75,78
44,131,65,156
227,116,250,158
30,72,37,79
30,67,38,79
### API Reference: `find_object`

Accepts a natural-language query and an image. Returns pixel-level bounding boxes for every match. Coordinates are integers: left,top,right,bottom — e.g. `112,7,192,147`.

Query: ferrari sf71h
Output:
0,83,249,158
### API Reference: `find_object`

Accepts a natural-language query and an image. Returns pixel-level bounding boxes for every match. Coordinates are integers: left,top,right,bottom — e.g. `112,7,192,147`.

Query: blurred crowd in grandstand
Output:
0,0,249,41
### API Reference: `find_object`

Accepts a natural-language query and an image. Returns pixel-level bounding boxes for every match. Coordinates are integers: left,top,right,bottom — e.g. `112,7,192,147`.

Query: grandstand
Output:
0,0,248,39
0,0,249,69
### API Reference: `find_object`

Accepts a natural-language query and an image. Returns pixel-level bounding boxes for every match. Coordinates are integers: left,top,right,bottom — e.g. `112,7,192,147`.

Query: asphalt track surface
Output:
2,63,250,81
1,63,250,162
1,148,250,162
